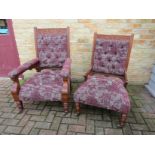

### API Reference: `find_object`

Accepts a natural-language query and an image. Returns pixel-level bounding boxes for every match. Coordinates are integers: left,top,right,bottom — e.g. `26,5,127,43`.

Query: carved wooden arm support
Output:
61,77,70,113
61,76,70,110
62,77,69,94
60,58,71,78
11,80,20,101
61,58,71,95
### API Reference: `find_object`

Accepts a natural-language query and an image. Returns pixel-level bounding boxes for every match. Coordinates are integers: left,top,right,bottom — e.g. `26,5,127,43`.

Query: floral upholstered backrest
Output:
92,34,133,75
35,28,69,68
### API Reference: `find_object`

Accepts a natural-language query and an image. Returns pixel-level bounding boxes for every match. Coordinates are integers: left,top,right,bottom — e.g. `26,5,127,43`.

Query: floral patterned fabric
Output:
60,58,71,78
74,75,130,113
92,39,129,75
8,58,39,78
37,34,68,68
19,69,63,102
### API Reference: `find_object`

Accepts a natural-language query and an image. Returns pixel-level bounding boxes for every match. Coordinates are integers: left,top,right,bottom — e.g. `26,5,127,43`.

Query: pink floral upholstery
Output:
37,34,68,68
92,39,129,75
74,75,130,113
19,69,63,102
8,58,39,78
60,58,71,78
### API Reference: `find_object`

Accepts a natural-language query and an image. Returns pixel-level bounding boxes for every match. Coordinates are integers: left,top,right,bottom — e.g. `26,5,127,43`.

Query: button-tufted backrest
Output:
92,33,134,75
34,27,70,68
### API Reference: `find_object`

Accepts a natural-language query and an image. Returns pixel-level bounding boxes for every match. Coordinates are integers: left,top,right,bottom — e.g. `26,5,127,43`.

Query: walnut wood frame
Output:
77,33,134,127
10,27,71,113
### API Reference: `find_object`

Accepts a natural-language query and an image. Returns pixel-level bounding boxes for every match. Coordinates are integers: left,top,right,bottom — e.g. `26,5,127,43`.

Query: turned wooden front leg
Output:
62,77,70,113
119,113,127,127
63,102,68,113
62,93,69,113
11,78,23,113
11,91,23,113
16,101,24,113
75,102,80,115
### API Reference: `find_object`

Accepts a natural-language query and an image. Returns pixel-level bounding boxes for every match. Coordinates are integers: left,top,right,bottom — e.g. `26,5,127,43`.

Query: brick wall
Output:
12,19,155,84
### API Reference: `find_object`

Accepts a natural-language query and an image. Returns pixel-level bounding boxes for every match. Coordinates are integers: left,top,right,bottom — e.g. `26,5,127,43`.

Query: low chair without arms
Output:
74,33,134,127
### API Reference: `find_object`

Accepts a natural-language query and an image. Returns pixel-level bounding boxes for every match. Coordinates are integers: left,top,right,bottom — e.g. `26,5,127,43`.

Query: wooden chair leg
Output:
16,101,24,113
11,91,24,113
62,94,69,113
119,113,127,127
70,80,72,94
63,102,68,113
75,102,80,116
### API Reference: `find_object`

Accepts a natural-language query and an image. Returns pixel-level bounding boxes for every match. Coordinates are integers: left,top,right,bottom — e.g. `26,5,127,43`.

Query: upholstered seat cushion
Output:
74,75,130,113
19,69,63,102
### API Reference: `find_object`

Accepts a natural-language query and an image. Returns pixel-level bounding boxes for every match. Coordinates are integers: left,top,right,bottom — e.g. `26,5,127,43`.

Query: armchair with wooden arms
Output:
8,27,71,113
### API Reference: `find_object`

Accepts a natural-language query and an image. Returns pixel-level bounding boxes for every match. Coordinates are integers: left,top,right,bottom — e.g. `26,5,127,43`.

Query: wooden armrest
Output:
8,58,39,80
